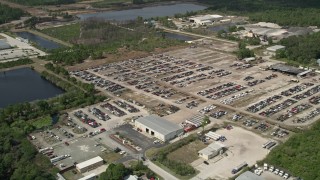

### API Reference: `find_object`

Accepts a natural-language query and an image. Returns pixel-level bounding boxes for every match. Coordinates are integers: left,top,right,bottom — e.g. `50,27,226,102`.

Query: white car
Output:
274,169,279,175
283,173,289,179
279,170,284,176
263,163,268,170
269,166,274,172
254,168,262,176
119,151,126,155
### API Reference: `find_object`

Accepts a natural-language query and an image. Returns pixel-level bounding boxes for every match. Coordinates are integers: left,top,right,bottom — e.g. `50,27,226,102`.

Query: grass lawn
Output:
30,115,52,129
99,151,122,163
40,23,80,43
91,0,131,8
167,139,207,164
61,168,83,180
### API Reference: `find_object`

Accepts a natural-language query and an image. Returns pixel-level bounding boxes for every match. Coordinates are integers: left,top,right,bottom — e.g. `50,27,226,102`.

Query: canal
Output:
16,32,63,51
0,68,64,108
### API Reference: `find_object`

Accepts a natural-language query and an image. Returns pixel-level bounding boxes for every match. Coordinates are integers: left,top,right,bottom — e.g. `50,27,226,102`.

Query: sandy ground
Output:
191,126,270,180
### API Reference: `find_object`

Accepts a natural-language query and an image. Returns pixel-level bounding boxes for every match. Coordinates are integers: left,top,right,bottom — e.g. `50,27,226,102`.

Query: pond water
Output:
78,3,207,21
16,32,63,50
0,68,64,108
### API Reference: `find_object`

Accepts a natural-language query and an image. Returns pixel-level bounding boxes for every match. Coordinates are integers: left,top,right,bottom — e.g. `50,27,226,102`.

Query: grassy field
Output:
167,140,207,164
40,23,80,43
91,0,131,8
99,151,122,163
30,115,52,129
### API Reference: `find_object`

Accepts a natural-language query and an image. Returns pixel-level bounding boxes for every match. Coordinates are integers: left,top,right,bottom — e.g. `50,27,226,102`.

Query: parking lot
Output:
68,44,320,130
191,126,270,180
0,33,45,62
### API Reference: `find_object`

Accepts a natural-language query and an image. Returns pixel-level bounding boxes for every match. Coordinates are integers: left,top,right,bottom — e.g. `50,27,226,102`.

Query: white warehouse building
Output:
76,156,104,173
189,14,223,25
135,115,183,142
198,142,225,160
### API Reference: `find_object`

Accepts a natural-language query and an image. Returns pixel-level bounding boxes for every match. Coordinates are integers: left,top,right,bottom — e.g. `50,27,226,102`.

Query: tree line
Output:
198,0,320,26
275,32,320,66
8,0,75,6
0,58,33,70
0,3,25,25
99,162,156,180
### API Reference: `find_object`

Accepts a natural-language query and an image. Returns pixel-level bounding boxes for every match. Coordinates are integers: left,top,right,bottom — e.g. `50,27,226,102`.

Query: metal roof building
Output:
78,173,97,180
76,156,103,173
186,114,205,127
269,63,304,75
135,115,183,142
198,142,225,160
236,171,265,180
0,40,11,50
189,14,223,25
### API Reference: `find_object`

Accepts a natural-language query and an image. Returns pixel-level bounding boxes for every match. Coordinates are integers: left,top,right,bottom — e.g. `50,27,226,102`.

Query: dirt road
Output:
0,0,47,16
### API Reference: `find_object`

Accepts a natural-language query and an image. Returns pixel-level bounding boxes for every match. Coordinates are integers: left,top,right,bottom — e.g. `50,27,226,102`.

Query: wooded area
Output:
276,32,320,66
43,18,183,65
265,121,320,180
8,0,75,6
0,58,33,69
0,3,25,25
199,0,320,26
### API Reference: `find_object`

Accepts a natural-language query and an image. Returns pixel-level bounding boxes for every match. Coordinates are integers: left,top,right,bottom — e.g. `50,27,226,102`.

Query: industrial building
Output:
0,40,11,50
198,142,225,160
185,114,206,127
135,115,183,142
76,156,104,173
235,171,264,180
189,14,223,25
269,63,304,76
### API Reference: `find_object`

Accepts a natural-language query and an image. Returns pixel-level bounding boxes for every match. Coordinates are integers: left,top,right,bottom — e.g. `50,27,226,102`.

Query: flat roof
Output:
269,63,304,75
186,114,205,127
266,45,285,52
236,171,265,180
78,173,97,180
135,115,182,135
199,142,225,155
190,15,223,21
76,156,103,170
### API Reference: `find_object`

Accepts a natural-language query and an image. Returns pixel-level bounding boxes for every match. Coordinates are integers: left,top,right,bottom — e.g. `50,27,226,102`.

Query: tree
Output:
202,116,209,133
132,0,144,4
99,163,131,180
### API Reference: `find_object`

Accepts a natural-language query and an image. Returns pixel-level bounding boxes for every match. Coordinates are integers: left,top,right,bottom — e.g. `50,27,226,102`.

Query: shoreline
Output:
72,1,208,16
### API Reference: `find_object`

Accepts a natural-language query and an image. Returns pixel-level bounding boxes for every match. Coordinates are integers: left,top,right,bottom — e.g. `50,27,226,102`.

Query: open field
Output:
40,23,80,43
167,139,207,164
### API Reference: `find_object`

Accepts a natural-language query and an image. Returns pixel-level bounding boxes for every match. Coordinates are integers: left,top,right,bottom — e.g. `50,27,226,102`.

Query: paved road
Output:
144,160,179,180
